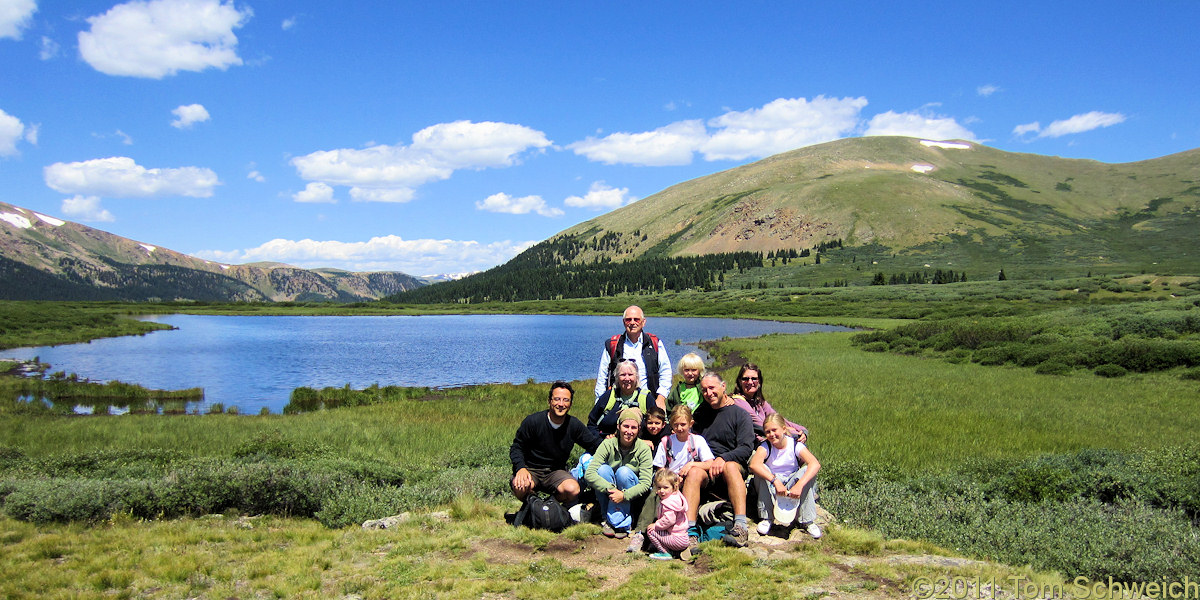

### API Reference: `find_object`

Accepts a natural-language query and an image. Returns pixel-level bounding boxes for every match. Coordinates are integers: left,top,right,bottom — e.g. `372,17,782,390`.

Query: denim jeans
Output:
594,464,639,531
752,465,817,525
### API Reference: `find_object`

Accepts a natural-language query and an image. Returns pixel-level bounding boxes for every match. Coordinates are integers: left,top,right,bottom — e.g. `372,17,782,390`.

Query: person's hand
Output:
786,483,803,498
608,488,626,504
772,478,787,495
512,468,533,493
709,457,726,479
797,430,807,444
678,463,692,479
641,439,655,451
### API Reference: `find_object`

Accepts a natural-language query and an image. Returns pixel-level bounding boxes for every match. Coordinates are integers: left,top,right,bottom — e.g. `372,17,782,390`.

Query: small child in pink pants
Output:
646,469,690,559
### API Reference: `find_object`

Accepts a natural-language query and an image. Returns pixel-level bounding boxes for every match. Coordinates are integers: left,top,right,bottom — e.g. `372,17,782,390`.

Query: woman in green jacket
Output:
585,408,654,537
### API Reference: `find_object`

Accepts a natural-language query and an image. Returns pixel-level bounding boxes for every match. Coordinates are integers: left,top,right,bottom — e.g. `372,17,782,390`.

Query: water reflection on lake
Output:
1,314,854,414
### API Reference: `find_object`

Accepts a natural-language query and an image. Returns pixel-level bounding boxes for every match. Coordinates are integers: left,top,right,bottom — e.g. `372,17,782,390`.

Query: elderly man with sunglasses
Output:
593,305,672,410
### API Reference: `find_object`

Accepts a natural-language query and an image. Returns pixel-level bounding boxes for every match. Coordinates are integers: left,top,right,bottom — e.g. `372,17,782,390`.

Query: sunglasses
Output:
739,376,760,382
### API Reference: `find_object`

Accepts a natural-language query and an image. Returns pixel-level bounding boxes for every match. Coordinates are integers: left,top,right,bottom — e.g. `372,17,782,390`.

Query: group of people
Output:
509,305,821,560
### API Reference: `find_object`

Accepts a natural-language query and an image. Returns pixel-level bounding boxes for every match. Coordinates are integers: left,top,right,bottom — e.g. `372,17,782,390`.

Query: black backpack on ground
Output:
511,492,573,532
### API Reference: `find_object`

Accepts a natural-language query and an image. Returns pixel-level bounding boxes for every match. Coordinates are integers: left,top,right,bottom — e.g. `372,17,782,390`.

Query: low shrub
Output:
1093,363,1128,378
0,452,410,524
1034,360,1071,375
232,430,333,460
1100,337,1200,372
973,344,1020,366
824,482,1200,582
314,482,408,528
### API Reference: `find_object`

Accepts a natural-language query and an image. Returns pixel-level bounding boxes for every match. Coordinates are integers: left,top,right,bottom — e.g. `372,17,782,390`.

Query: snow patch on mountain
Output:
1,212,32,229
34,213,65,226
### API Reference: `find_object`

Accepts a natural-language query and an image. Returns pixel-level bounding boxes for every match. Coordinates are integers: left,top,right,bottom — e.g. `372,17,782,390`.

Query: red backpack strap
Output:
606,334,623,360
645,332,659,353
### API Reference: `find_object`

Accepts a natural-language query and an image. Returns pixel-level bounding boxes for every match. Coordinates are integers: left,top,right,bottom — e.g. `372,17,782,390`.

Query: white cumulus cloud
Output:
194,235,537,274
0,108,31,156
864,110,976,141
701,96,869,161
293,182,335,203
291,120,551,203
79,0,251,78
61,195,116,222
568,97,868,166
0,0,36,39
348,187,414,203
476,192,563,217
1032,111,1126,139
977,84,1001,97
564,181,636,211
44,156,220,198
39,36,59,59
1013,121,1041,137
568,120,708,166
171,103,210,128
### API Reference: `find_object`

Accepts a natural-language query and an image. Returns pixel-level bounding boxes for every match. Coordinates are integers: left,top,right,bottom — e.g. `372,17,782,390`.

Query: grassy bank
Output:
0,301,171,351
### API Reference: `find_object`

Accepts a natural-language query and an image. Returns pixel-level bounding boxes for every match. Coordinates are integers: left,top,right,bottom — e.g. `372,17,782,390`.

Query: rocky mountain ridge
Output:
0,202,424,302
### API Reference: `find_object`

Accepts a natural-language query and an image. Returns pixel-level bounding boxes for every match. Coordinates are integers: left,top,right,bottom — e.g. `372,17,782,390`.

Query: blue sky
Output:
2,1,1198,276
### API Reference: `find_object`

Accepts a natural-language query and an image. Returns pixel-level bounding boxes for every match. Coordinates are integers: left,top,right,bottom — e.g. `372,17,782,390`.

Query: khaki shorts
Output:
527,468,575,494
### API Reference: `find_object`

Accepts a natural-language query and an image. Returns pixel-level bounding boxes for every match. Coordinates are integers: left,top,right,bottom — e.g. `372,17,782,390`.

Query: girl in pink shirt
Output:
646,469,690,559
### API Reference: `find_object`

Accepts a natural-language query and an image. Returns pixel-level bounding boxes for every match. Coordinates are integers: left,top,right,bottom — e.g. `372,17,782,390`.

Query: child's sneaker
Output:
756,519,771,536
805,522,823,539
649,551,673,560
626,532,644,553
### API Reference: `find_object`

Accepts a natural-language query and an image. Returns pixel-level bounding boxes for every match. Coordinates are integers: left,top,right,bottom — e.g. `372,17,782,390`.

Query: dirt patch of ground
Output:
476,535,638,592
472,527,946,599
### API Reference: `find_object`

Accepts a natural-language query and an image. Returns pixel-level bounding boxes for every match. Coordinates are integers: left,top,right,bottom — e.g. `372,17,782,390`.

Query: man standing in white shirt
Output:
594,305,672,410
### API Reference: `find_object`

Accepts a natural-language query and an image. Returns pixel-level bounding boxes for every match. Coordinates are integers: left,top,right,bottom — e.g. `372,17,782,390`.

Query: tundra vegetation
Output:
1,275,1198,598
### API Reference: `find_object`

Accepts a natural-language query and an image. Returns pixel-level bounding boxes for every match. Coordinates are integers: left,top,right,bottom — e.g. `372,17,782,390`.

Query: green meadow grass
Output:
0,506,1060,600
718,331,1200,470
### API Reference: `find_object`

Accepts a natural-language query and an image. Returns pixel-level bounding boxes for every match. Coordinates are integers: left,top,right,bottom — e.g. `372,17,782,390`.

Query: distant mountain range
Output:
393,136,1200,302
0,201,425,302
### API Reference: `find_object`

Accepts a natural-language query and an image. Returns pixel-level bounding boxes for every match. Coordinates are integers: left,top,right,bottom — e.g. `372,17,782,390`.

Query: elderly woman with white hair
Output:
586,359,651,438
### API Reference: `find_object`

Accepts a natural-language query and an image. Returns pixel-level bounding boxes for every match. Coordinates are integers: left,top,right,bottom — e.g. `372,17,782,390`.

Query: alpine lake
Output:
0,314,853,414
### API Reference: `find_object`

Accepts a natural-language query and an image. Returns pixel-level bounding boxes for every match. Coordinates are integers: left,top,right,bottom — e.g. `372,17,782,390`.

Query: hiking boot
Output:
805,522,823,539
626,532,644,553
680,532,701,561
601,522,616,538
613,528,628,539
723,523,749,547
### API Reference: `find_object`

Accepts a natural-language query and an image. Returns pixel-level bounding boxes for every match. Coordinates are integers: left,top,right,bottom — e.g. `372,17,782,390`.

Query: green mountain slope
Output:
562,136,1200,259
393,136,1200,302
